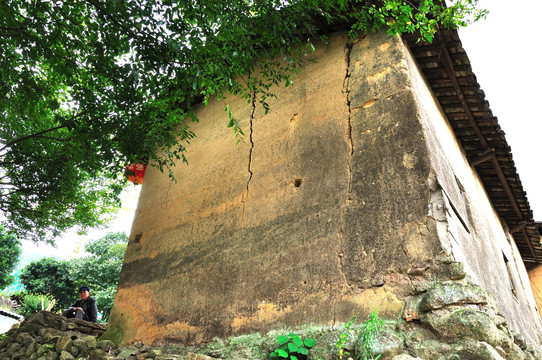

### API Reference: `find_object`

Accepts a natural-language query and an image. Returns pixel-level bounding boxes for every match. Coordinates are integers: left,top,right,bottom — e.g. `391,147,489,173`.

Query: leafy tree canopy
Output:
0,0,487,242
0,224,22,289
18,232,127,320
19,256,75,310
70,231,128,320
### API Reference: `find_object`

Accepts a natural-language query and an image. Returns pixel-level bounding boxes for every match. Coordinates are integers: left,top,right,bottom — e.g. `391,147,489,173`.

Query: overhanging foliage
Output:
0,0,486,242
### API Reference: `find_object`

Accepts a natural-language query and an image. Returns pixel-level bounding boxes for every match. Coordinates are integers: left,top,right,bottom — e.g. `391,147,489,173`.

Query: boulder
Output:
58,350,74,360
419,282,495,312
54,336,73,353
451,339,505,360
307,329,343,360
407,339,452,359
422,308,508,347
356,327,404,358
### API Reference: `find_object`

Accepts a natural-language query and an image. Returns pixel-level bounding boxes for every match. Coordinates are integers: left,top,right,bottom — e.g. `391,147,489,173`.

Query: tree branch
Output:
0,125,67,153
33,135,69,143
0,110,89,153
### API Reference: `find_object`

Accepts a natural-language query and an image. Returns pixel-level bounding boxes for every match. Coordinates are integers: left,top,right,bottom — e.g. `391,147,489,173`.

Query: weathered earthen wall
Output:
106,30,542,348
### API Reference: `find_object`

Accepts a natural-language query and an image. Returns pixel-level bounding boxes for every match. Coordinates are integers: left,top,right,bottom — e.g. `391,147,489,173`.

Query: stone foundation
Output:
2,286,542,360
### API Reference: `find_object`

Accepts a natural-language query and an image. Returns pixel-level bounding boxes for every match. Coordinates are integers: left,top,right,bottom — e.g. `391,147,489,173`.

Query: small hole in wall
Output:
134,233,143,243
303,280,307,285
293,178,302,187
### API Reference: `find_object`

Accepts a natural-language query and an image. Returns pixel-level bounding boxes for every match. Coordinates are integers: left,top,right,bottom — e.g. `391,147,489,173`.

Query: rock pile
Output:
0,311,112,360
0,311,214,360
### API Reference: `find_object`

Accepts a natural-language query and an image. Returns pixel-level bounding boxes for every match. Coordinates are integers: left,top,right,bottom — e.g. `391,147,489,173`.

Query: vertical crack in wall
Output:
165,181,173,203
338,39,355,289
400,243,416,290
241,91,256,226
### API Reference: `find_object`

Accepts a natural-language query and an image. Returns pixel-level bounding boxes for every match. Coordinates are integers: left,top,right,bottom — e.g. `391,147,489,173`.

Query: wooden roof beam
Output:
508,222,538,263
437,35,489,149
522,226,539,263
510,222,527,234
470,149,495,166
490,154,523,220
469,148,522,220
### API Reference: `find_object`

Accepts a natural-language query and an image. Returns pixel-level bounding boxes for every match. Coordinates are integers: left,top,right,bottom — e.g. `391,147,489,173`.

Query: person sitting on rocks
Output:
61,286,98,322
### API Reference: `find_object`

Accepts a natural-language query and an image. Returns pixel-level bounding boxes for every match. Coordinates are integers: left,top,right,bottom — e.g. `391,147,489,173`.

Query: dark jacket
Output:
69,296,98,322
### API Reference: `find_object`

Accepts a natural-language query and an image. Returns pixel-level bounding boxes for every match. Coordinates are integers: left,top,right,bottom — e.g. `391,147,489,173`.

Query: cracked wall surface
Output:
107,30,542,347
241,91,256,226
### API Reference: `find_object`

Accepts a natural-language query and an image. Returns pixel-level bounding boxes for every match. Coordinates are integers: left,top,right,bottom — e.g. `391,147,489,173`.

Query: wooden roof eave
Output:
402,28,541,269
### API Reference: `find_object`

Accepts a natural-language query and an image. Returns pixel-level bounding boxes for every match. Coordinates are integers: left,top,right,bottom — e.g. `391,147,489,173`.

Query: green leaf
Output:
287,342,299,353
277,335,290,344
291,334,303,347
304,338,316,348
277,349,289,358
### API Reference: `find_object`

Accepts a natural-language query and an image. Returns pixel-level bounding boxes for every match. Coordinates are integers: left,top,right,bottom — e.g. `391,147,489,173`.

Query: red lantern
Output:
125,163,147,184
